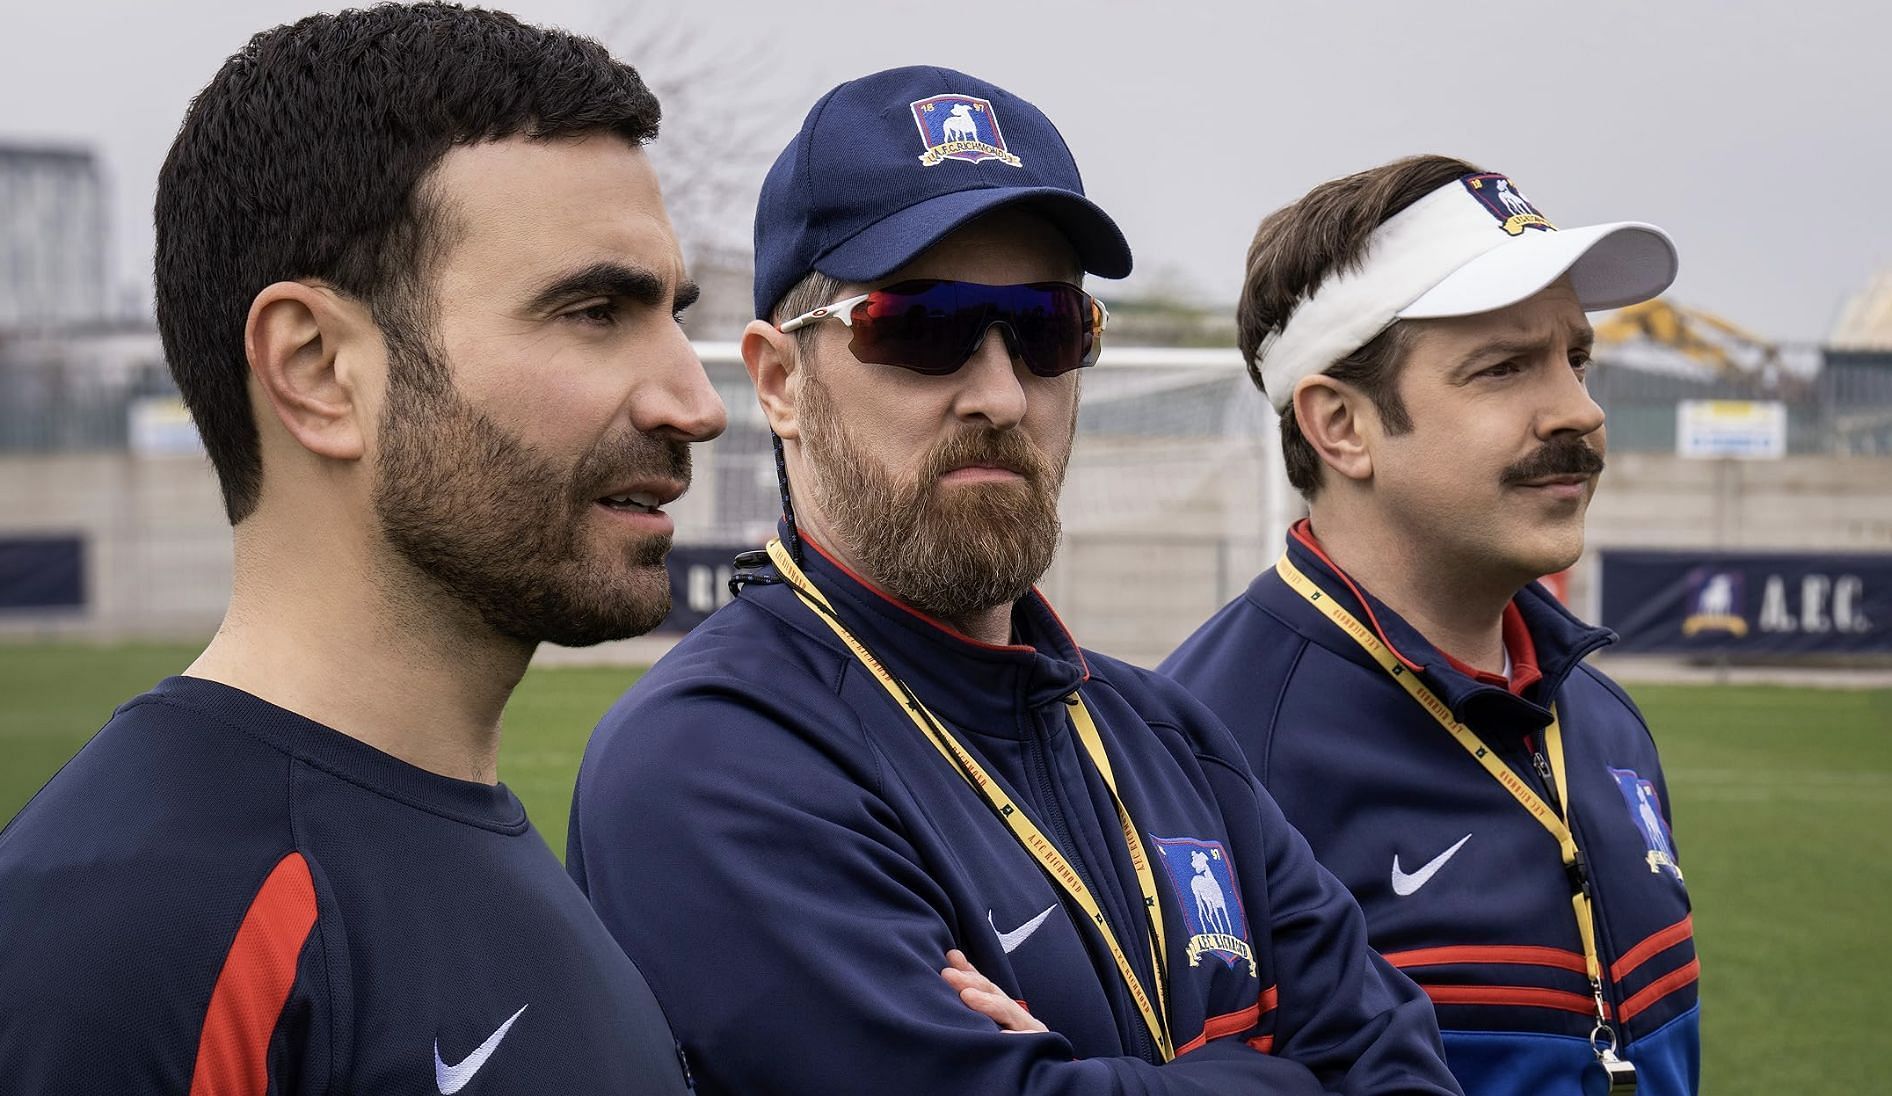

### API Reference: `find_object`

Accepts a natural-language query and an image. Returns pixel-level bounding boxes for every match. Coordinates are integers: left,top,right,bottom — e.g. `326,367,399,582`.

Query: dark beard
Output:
371,344,689,647
798,370,1069,624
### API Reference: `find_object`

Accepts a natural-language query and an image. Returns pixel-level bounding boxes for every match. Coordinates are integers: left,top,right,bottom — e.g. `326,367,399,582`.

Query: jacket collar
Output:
1261,520,1615,731
770,528,1090,737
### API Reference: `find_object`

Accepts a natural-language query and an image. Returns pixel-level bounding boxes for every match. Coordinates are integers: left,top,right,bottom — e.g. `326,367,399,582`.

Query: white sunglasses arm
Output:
778,292,872,334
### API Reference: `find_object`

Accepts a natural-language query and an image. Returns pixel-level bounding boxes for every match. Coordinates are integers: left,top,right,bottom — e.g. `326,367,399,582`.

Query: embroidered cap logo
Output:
910,94,1022,167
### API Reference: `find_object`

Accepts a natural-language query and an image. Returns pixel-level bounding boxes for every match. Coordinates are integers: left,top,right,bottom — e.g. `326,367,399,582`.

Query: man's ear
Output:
245,281,374,461
1292,375,1377,485
742,318,802,441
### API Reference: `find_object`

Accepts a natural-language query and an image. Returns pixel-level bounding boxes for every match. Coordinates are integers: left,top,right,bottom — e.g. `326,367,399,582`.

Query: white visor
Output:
1254,172,1678,412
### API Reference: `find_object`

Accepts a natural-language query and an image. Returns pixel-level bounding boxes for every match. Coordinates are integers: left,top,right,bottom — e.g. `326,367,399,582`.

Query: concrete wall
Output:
1054,452,1892,665
4,449,1888,667
0,452,231,639
1564,454,1892,624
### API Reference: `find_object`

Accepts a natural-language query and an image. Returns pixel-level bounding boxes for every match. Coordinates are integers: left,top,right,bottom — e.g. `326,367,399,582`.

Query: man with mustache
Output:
0,5,723,1091
1162,156,1699,1096
568,67,1462,1095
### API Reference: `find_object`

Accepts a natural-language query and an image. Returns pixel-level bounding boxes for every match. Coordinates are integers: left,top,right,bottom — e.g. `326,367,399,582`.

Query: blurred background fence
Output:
5,325,1890,665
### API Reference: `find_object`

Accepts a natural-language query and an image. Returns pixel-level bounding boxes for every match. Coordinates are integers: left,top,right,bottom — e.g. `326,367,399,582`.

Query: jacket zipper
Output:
1528,745,1625,1044
1025,707,1159,1064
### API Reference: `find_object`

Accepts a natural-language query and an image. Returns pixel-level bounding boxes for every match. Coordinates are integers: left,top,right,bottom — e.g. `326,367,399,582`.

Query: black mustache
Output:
574,437,692,500
1501,439,1605,485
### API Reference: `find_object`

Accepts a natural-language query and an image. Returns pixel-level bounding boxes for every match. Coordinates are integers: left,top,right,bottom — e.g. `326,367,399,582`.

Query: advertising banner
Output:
1600,549,1891,654
659,544,755,633
0,535,85,612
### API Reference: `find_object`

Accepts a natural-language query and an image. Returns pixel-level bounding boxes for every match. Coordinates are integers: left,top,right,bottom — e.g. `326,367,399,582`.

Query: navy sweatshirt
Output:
1161,524,1699,1096
570,536,1462,1094
0,676,690,1094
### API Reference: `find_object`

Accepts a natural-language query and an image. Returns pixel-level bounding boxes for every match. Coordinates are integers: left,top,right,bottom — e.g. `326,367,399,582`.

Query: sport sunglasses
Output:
778,279,1109,377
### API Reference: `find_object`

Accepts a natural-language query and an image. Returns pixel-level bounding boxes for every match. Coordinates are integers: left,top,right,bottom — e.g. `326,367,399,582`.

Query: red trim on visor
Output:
190,853,318,1096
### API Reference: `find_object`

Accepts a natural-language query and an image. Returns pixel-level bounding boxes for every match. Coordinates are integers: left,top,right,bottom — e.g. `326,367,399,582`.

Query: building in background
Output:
1831,269,1892,351
0,144,109,331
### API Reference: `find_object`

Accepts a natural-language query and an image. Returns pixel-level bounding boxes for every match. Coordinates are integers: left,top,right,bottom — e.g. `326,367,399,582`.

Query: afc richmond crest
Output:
1463,173,1555,236
1682,568,1749,637
910,94,1022,168
1609,767,1684,881
1150,836,1256,978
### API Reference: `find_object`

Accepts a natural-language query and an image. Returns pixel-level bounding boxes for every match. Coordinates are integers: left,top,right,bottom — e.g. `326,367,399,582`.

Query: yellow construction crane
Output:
1592,298,1783,376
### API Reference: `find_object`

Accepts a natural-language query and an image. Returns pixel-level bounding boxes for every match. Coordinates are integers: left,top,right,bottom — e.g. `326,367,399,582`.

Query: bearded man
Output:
0,6,724,1091
567,66,1462,1096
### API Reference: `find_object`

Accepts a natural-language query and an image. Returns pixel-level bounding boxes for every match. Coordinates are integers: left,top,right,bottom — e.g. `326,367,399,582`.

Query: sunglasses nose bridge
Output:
978,319,1026,365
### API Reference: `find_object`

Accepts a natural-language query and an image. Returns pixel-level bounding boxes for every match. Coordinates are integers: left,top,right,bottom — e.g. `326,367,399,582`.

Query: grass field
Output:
3,643,1888,1094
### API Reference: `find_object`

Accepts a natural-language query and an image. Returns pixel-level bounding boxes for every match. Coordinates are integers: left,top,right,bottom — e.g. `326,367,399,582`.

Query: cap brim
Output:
816,186,1133,285
1398,221,1678,319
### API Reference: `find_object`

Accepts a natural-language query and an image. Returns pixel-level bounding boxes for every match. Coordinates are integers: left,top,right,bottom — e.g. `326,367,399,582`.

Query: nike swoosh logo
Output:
990,905,1058,954
435,1003,528,1094
1391,834,1472,896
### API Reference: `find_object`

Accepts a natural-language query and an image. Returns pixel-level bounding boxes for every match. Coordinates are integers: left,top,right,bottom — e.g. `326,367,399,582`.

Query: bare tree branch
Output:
597,6,802,262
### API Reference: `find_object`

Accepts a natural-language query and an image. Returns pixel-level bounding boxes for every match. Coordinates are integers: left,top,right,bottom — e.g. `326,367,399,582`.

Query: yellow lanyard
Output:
765,539,1175,1061
1275,553,1624,1054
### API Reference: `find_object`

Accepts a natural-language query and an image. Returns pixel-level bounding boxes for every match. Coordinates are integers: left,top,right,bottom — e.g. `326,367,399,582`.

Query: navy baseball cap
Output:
752,65,1133,319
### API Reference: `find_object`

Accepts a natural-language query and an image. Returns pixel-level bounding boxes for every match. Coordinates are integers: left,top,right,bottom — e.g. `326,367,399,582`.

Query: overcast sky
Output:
2,0,1883,342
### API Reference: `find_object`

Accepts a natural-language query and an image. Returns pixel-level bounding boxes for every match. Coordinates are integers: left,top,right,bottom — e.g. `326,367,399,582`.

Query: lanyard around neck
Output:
1275,553,1631,1069
764,539,1175,1061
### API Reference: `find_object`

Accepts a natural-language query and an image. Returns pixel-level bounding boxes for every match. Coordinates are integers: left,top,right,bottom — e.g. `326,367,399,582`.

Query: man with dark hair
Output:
0,5,723,1091
1162,156,1699,1095
569,67,1461,1096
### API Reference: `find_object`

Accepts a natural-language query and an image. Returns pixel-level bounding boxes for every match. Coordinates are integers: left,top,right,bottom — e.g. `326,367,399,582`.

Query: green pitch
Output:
2,643,1888,1095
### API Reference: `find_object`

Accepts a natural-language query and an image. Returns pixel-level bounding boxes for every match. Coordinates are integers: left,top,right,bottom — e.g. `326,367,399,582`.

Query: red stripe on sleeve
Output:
1385,944,1589,975
1609,915,1694,983
1175,985,1278,1056
1419,983,1602,1017
190,853,319,1096
1617,957,1701,1024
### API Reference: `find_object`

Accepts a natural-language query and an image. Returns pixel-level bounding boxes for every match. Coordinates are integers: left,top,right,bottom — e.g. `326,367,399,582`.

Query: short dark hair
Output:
155,2,661,523
1238,154,1483,497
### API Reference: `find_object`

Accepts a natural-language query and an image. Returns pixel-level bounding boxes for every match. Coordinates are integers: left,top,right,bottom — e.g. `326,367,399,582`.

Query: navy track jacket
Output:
569,537,1462,1095
1161,525,1700,1096
0,677,690,1094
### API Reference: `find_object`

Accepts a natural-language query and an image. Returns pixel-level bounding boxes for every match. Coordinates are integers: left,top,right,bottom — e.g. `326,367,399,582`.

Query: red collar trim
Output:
1437,647,1505,688
800,534,1038,654
1029,584,1092,683
1414,599,1544,695
1501,601,1543,694
1289,520,1426,673
1292,520,1541,693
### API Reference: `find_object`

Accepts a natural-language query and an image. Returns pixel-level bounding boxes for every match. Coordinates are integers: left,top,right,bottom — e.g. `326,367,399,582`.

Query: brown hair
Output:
1238,154,1483,497
772,270,846,363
